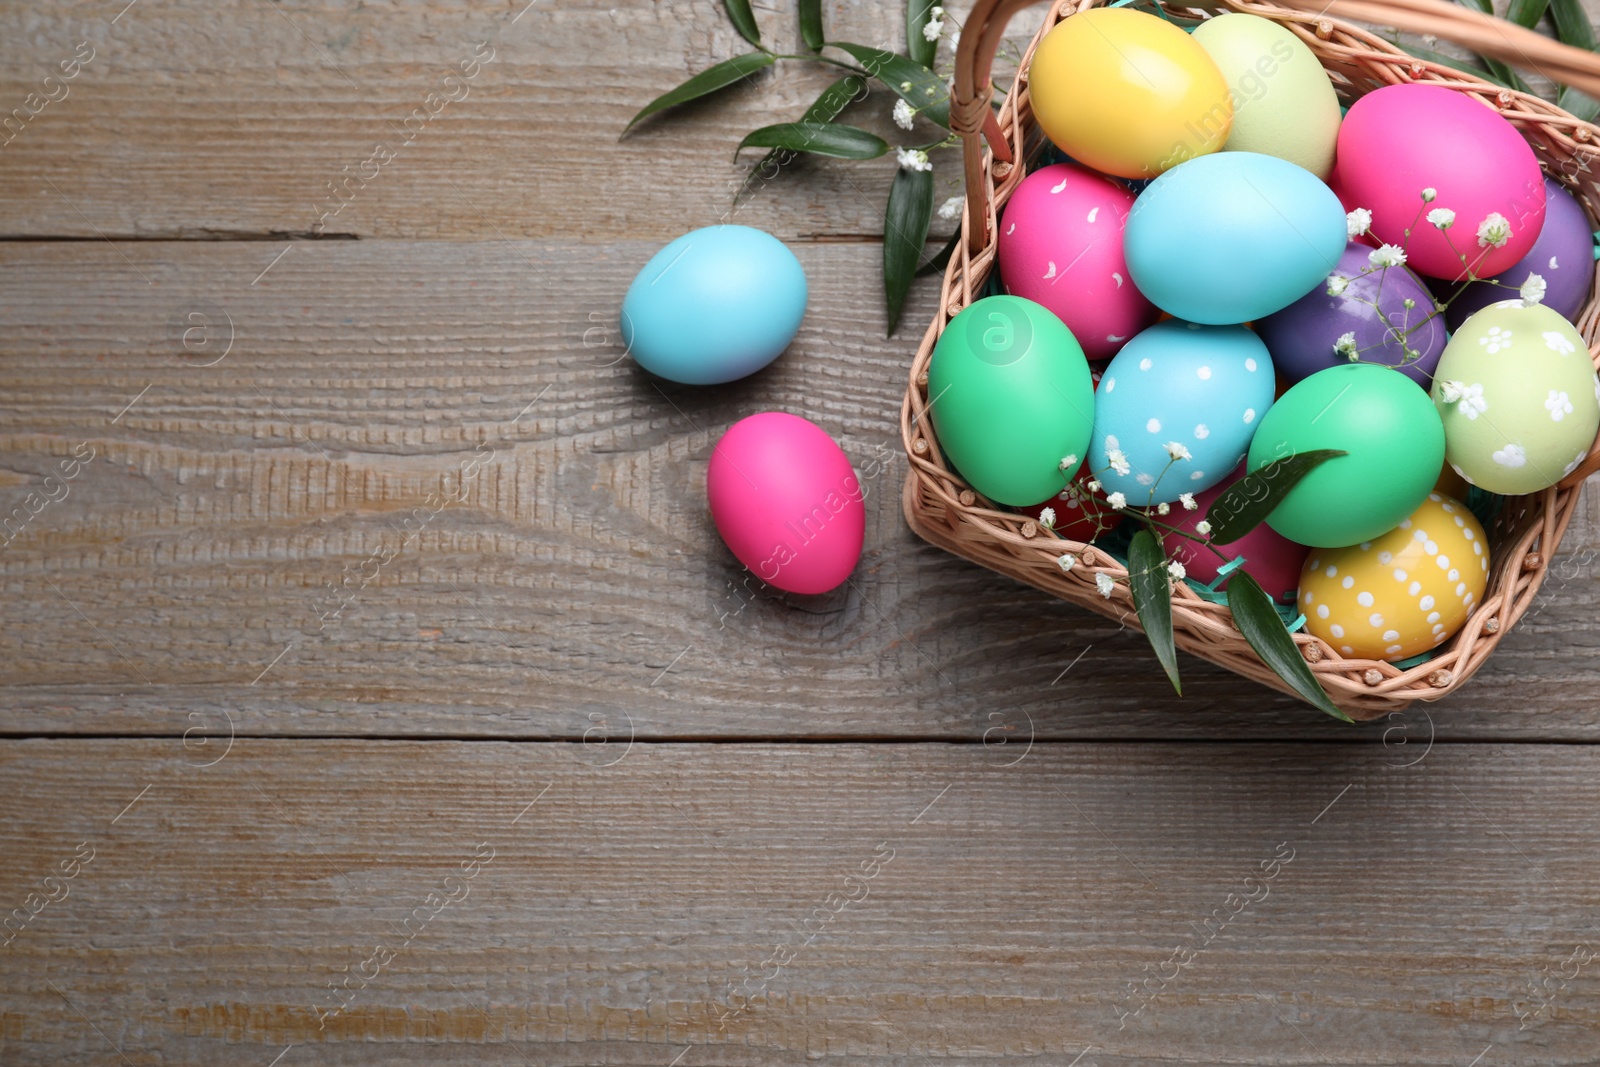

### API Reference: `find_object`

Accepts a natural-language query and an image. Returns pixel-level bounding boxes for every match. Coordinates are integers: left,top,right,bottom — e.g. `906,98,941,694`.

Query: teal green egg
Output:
1245,363,1444,547
927,295,1095,506
1431,300,1600,494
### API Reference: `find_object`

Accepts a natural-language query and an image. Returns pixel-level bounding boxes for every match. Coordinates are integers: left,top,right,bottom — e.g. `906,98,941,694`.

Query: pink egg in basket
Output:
1335,83,1544,281
1166,463,1311,604
997,162,1158,361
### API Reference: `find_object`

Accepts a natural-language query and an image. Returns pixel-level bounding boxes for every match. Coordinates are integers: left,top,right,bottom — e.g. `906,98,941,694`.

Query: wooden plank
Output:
0,0,1042,241
1,239,1598,739
1,740,1597,1064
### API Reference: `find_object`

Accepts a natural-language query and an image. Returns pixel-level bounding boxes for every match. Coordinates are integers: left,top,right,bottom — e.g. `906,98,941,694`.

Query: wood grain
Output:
1,240,1597,739
2,740,1598,1065
0,0,1043,242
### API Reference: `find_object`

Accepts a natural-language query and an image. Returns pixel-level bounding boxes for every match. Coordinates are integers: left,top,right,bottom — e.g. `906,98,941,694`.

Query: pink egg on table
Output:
1336,84,1544,281
997,162,1157,360
1166,463,1310,603
707,412,865,595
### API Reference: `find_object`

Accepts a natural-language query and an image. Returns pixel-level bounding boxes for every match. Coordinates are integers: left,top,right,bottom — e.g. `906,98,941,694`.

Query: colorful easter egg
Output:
1090,320,1275,505
997,163,1157,360
1191,12,1341,179
1335,83,1544,280
1125,151,1347,324
1027,7,1232,179
1431,300,1600,494
707,412,864,595
1446,177,1597,329
1247,363,1445,547
621,225,806,385
1255,242,1448,386
1169,463,1311,602
1298,493,1489,661
927,295,1096,506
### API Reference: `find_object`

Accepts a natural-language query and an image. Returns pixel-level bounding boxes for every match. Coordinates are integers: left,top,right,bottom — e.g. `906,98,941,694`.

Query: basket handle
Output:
952,0,1600,256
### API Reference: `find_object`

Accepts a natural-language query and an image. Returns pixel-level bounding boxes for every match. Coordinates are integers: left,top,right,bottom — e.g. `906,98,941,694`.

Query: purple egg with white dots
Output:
1444,177,1596,329
1088,320,1276,505
1255,242,1447,388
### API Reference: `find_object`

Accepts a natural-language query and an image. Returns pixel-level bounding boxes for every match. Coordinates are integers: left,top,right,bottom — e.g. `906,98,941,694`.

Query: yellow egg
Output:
1297,494,1490,662
1027,8,1232,179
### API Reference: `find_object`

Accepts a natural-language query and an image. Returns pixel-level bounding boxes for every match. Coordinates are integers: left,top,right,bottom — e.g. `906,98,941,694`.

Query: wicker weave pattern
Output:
900,0,1600,718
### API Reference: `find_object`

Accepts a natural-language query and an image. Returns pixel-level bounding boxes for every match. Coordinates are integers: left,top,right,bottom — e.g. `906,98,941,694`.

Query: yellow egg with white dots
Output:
1297,493,1490,662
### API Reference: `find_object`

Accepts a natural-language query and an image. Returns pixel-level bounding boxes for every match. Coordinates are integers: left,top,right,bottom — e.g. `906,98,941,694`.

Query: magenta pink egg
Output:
707,412,865,595
1336,84,1544,280
1166,463,1310,603
997,163,1157,360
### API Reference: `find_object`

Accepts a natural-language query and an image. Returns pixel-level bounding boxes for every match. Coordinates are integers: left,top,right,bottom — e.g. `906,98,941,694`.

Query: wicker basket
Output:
902,0,1600,718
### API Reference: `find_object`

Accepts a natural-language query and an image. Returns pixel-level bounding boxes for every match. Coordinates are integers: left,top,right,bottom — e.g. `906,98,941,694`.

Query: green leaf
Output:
1508,0,1551,28
884,165,934,336
906,0,937,67
1550,0,1597,51
1203,449,1348,546
827,41,950,127
724,0,762,47
744,76,866,187
1229,572,1351,722
1128,529,1180,695
625,52,775,132
800,0,824,52
736,122,889,160
915,225,961,278
1559,85,1600,122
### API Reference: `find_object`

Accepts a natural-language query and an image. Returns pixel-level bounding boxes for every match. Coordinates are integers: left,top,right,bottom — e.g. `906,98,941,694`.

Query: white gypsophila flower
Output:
1038,507,1056,528
1369,244,1407,269
1107,448,1131,477
1180,492,1197,511
1168,560,1187,582
1346,208,1372,238
1437,378,1465,404
1057,553,1076,573
1334,331,1359,360
1106,491,1128,510
893,99,916,131
1165,441,1191,461
1477,212,1511,248
1086,479,1100,493
1195,519,1212,536
1327,274,1350,297
1157,502,1170,515
1058,453,1078,471
923,12,944,40
938,195,964,221
1521,273,1547,307
1096,572,1116,598
896,147,932,172
1422,187,1437,203
949,27,959,46
1427,207,1455,230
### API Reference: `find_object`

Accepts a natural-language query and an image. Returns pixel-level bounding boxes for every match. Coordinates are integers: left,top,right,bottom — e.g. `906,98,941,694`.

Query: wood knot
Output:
958,489,976,507
1485,616,1501,633
1524,552,1543,570
1081,546,1097,566
1304,643,1324,663
1058,0,1076,16
1575,127,1593,143
917,371,930,387
1315,19,1333,39
912,438,929,454
1017,67,1029,85
1020,520,1038,538
992,160,1014,181
1428,669,1453,688
947,301,963,318
1363,668,1384,687
1408,63,1425,79
1497,89,1515,108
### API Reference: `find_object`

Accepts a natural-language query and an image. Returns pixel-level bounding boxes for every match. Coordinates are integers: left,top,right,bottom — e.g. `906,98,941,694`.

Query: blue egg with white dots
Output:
1089,320,1275,505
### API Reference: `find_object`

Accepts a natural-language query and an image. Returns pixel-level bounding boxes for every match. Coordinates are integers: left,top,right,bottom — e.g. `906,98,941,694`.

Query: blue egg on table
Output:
1090,320,1276,505
621,225,807,385
1124,151,1347,324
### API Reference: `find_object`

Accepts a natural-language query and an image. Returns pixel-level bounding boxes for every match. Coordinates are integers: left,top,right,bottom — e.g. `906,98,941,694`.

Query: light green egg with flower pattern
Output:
1431,299,1599,495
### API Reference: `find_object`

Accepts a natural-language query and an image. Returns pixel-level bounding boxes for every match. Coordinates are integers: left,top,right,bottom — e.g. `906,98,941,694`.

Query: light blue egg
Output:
1124,152,1346,325
1090,320,1276,505
621,225,807,385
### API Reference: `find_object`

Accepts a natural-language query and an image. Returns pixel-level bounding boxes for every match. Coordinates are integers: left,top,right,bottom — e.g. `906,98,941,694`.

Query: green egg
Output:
1246,363,1444,547
1431,300,1600,495
927,295,1094,506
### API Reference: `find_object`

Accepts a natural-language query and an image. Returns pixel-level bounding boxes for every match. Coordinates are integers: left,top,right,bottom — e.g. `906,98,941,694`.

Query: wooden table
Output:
3,1,1599,1063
